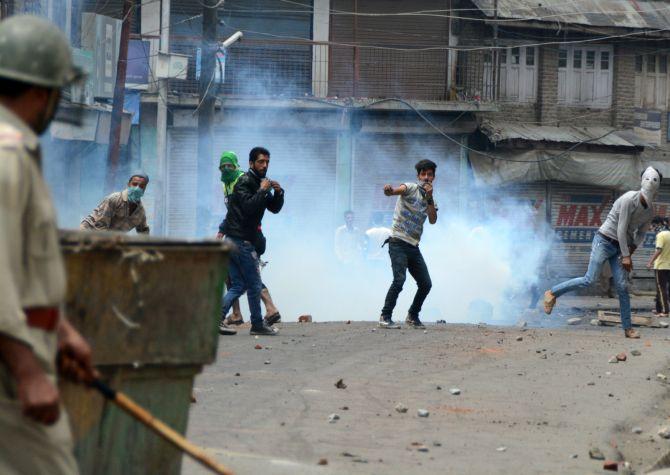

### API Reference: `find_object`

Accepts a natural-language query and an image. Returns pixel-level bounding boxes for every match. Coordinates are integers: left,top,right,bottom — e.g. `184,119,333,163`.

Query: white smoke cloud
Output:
240,191,554,324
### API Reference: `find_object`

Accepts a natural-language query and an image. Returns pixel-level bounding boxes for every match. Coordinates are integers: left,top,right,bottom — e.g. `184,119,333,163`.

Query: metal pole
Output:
106,0,134,193
493,0,499,101
156,0,170,234
196,0,219,236
353,0,359,97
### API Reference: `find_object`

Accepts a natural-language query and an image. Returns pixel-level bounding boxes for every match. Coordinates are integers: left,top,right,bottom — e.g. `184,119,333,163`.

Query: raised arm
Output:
383,184,407,196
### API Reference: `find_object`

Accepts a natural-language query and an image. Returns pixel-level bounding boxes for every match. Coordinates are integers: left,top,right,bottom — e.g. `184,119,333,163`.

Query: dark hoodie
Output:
222,169,284,242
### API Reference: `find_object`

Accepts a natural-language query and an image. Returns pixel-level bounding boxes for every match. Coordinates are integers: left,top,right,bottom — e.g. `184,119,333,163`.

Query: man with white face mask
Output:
80,172,150,234
544,167,662,338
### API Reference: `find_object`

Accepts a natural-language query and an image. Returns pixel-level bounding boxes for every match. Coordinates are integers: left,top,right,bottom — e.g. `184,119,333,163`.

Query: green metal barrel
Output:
58,230,229,475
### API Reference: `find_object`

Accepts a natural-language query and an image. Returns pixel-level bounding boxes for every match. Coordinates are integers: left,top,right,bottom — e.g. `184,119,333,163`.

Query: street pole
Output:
106,0,134,193
156,0,170,234
493,0,499,101
196,0,219,236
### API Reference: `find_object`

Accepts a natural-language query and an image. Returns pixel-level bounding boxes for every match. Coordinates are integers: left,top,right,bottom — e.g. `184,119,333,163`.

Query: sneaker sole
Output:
250,330,279,336
379,324,401,329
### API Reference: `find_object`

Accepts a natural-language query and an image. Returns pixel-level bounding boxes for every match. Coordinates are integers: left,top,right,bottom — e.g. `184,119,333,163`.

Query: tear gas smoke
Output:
253,195,554,324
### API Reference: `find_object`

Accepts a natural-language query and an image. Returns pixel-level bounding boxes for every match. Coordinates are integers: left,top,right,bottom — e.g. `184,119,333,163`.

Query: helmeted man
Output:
544,167,662,338
80,172,150,234
0,15,96,474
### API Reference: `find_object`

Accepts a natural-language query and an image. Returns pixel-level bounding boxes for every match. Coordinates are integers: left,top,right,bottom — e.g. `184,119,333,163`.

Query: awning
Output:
469,0,670,31
469,150,642,189
479,120,641,149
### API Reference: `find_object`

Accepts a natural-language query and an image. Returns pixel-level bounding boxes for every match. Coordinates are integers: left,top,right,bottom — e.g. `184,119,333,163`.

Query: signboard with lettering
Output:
549,185,615,277
126,40,150,88
634,108,662,145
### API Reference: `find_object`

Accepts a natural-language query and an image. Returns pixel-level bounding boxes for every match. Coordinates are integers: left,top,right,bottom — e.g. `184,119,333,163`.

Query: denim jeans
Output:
551,233,631,329
381,239,432,318
221,237,263,326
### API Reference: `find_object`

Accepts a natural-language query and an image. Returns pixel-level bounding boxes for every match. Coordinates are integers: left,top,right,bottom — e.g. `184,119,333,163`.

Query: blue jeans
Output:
221,237,263,326
551,234,631,329
381,240,432,318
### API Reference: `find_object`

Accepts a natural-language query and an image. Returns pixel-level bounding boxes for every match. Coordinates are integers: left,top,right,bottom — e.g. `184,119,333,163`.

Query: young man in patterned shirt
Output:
379,159,438,329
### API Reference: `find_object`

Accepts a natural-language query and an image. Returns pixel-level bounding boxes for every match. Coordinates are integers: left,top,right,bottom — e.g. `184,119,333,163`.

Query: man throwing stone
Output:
80,172,150,234
379,159,438,329
544,167,662,338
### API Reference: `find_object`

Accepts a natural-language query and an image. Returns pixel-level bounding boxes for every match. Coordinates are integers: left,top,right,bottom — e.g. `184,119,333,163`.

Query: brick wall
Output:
556,106,613,127
484,103,538,124
612,44,636,129
537,45,558,124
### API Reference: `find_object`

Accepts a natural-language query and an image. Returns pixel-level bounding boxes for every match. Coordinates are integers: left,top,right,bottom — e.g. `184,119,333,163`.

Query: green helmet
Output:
0,15,81,89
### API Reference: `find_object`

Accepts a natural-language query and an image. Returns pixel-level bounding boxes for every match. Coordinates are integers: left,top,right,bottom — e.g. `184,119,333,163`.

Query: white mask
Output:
641,167,661,204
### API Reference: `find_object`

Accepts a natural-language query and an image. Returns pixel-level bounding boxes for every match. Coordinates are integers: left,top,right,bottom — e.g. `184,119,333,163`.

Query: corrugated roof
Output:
479,121,641,148
470,0,670,30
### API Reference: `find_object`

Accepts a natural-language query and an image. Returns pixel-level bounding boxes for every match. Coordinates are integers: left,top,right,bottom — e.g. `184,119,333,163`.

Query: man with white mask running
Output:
543,167,663,338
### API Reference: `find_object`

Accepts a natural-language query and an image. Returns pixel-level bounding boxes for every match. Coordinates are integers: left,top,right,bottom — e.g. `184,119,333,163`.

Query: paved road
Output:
183,318,670,475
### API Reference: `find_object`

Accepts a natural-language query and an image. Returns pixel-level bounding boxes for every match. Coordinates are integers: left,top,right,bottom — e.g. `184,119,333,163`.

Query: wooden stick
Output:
91,379,234,475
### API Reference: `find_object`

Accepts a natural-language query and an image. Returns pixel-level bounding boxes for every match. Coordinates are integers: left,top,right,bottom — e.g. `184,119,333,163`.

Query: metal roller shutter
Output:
548,182,615,279
486,182,549,278
166,127,337,238
351,133,460,230
212,128,338,232
166,129,198,237
496,182,548,212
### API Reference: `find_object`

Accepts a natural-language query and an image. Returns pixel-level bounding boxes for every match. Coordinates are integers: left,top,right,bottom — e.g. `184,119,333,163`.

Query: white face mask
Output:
641,167,661,204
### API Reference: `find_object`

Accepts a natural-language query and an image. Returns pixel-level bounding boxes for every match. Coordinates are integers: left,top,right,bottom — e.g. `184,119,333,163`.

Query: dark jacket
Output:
222,169,284,242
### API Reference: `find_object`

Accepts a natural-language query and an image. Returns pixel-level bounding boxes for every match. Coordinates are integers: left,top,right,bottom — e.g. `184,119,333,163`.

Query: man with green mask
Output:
219,151,245,199
216,151,282,332
80,172,150,234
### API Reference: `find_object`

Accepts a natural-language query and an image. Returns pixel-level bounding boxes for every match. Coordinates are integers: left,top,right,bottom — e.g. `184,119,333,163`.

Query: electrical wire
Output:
271,0,670,25
298,96,625,163
218,18,670,52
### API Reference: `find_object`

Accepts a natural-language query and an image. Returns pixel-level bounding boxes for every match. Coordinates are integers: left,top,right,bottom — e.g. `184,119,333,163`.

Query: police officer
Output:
0,15,96,474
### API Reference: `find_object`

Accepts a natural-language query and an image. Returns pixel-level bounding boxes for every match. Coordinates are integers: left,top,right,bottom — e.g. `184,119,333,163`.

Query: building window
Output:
635,54,668,109
558,45,613,107
601,51,610,70
488,45,538,103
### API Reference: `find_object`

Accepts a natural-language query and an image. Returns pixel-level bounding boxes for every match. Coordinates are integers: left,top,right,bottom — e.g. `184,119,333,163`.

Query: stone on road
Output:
182,322,670,475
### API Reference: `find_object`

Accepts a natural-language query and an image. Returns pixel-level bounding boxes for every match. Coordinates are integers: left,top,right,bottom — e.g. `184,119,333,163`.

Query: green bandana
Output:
219,151,244,195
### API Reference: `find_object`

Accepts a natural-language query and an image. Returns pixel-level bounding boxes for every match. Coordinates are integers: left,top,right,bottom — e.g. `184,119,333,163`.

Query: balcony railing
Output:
168,37,497,103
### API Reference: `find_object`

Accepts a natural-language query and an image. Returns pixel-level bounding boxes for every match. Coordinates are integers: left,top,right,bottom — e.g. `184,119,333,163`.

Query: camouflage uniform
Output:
80,189,150,234
0,103,78,474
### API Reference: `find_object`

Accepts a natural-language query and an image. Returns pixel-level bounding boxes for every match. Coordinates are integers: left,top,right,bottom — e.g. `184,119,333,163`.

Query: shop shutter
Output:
351,133,461,231
166,126,337,238
166,128,198,237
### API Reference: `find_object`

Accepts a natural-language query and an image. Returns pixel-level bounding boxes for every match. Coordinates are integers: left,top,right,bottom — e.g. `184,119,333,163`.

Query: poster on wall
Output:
634,108,662,145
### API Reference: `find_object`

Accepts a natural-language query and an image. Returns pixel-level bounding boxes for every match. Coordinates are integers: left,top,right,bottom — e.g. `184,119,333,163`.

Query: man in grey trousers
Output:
543,167,662,338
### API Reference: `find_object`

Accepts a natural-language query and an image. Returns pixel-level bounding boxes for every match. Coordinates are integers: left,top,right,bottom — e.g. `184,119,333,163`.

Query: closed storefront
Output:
166,126,337,238
351,133,461,229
